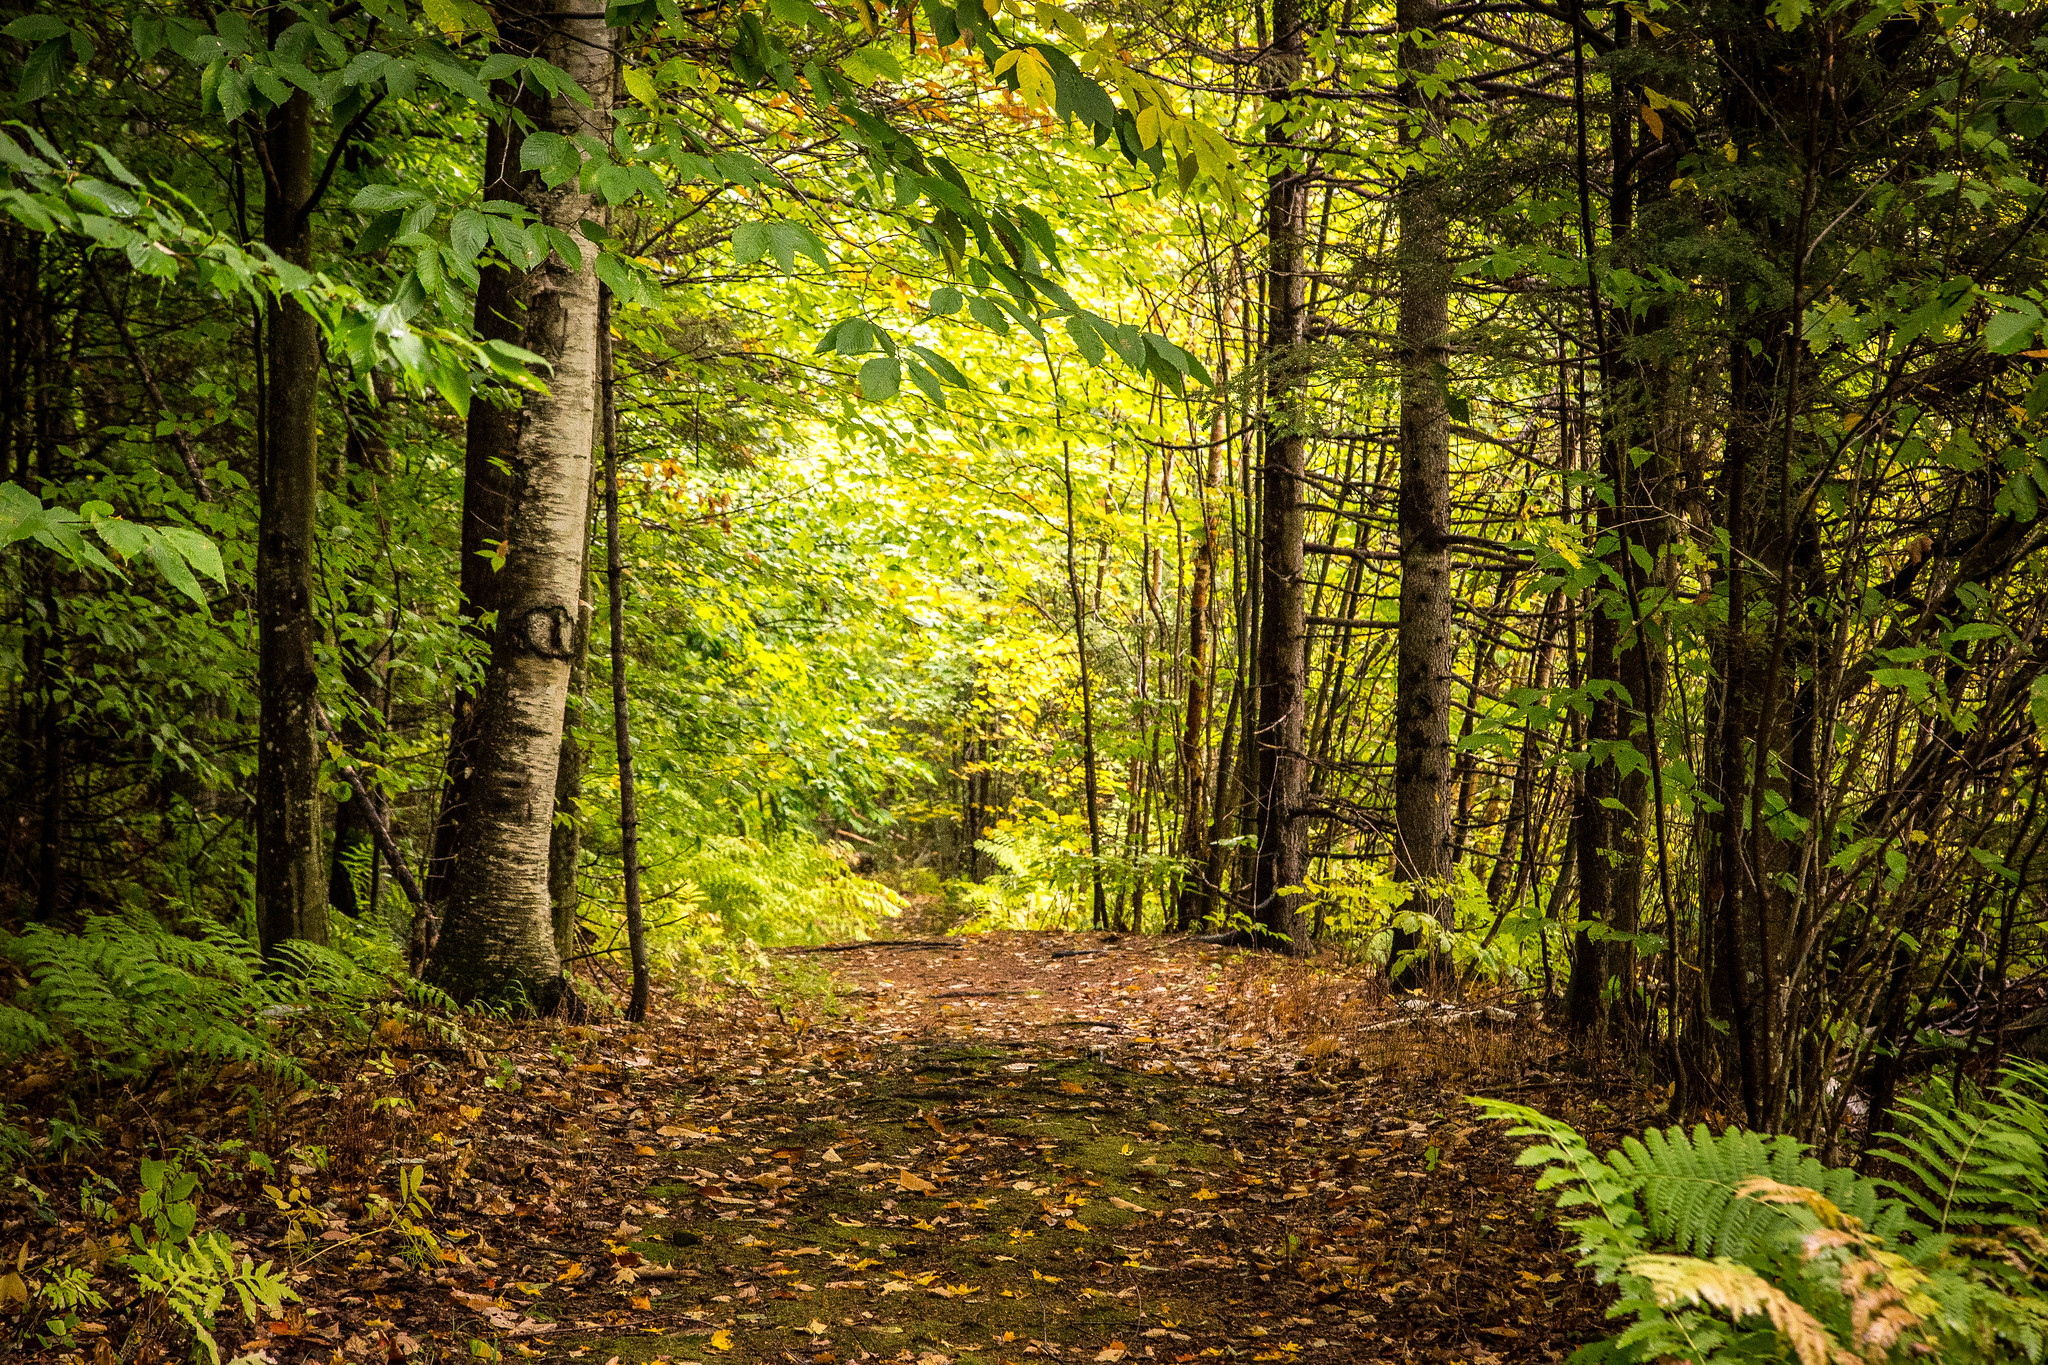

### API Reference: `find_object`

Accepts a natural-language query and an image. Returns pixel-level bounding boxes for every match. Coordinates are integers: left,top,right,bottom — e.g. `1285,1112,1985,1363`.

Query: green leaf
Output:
1064,314,1106,366
450,208,488,263
929,286,963,316
18,38,73,102
857,356,900,402
142,537,207,605
154,526,226,587
4,15,70,42
1986,305,2042,355
519,131,569,173
904,359,946,406
731,219,828,274
351,184,426,212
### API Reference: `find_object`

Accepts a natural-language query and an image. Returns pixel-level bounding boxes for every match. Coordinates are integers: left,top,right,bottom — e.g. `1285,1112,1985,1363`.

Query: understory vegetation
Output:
5,0,2048,1357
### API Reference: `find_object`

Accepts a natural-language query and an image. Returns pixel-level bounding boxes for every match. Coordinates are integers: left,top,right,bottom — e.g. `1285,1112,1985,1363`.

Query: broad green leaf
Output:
858,356,901,402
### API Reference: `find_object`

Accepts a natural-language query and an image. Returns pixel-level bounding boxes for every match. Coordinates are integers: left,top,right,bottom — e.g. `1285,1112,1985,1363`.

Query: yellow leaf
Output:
710,1329,734,1351
420,0,469,36
630,1293,651,1310
1134,104,1161,149
1060,1081,1086,1094
623,66,659,107
1193,1188,1219,1201
556,1261,586,1283
1065,1218,1089,1231
1640,103,1664,141
897,1169,937,1193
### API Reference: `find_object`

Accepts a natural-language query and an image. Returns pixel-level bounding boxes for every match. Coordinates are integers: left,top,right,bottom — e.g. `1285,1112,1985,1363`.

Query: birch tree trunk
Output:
424,33,537,905
1389,0,1455,981
428,1,612,1009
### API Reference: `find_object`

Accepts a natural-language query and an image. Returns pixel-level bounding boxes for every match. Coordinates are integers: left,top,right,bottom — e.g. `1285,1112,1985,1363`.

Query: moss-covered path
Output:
221,933,1624,1365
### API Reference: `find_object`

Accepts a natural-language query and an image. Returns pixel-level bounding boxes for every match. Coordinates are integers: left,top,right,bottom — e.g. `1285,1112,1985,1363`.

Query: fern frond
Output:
1625,1254,1858,1365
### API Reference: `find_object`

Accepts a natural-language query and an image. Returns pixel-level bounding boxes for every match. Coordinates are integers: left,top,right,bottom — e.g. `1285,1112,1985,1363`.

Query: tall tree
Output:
1388,0,1454,979
1251,0,1312,954
255,37,326,959
427,0,613,1009
423,35,536,905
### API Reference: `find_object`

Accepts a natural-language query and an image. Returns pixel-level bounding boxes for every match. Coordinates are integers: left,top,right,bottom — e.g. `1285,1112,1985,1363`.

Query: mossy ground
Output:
549,1046,1247,1363
393,932,1620,1365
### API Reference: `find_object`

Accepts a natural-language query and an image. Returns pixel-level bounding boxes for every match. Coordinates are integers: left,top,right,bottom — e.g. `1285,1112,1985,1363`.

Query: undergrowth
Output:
1477,1060,2048,1363
0,909,457,1165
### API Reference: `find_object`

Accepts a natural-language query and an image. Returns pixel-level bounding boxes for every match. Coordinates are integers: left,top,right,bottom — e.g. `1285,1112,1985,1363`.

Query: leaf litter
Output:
0,931,1643,1363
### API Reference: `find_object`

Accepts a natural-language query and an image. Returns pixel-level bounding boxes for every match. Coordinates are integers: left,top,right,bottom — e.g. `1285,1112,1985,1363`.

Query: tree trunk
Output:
1389,0,1454,982
549,525,594,963
1251,0,1311,955
428,0,612,1009
328,383,395,921
600,294,651,1021
1060,437,1109,929
256,69,327,960
1175,351,1231,928
424,55,536,904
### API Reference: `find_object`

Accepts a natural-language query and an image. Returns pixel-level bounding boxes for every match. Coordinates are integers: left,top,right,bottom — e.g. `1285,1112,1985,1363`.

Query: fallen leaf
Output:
897,1169,937,1193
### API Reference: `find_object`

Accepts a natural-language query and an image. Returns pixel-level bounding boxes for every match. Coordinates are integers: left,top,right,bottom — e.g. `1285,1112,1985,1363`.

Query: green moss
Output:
561,1055,1250,1361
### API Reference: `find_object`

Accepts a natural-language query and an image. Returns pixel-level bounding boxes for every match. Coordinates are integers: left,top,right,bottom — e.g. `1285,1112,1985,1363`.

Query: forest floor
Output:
6,932,1655,1365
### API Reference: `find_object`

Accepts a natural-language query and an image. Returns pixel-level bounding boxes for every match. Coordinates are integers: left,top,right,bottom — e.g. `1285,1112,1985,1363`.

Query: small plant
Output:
124,1157,295,1364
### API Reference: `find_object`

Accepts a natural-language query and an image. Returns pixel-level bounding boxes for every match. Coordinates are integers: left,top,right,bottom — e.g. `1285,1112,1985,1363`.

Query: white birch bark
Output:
428,0,612,1009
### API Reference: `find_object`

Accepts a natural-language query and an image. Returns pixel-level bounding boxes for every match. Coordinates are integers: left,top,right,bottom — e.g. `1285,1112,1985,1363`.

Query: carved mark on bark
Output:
510,604,579,660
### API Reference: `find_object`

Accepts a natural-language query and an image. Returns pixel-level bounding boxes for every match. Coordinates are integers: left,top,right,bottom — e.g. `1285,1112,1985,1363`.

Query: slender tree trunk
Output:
428,0,612,1009
549,520,594,962
256,68,327,959
328,384,395,920
1061,437,1109,929
1175,361,1230,928
600,293,650,1022
1251,0,1311,955
1390,0,1454,982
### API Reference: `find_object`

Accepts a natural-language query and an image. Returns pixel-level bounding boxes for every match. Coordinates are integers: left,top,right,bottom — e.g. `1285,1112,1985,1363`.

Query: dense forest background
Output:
5,0,2048,1351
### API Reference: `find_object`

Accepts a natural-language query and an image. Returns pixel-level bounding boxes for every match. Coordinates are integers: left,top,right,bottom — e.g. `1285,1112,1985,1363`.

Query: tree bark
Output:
427,0,612,1009
549,518,594,963
601,294,650,1022
1389,0,1454,981
256,65,327,960
328,382,395,921
1175,320,1232,929
424,52,536,905
1251,0,1311,955
1060,436,1109,930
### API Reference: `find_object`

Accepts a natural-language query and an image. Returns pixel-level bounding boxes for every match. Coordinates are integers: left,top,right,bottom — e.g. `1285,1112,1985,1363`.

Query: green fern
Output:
1473,1092,2048,1364
1612,1123,1906,1259
1882,1062,2048,1235
0,910,464,1153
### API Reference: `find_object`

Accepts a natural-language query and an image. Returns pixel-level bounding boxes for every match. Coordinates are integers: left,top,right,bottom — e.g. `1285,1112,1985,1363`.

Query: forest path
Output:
231,934,1621,1365
497,933,1611,1365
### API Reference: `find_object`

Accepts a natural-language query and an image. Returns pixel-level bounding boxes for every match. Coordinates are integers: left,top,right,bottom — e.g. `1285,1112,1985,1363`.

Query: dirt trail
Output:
204,932,1624,1365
